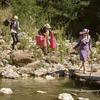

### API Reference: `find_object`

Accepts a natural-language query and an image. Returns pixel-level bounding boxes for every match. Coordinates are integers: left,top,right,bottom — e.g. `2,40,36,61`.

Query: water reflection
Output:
0,77,99,100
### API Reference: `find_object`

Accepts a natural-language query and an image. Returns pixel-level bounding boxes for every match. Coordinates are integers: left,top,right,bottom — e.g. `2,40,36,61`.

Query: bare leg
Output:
82,61,86,74
79,61,86,74
42,47,47,55
79,61,83,71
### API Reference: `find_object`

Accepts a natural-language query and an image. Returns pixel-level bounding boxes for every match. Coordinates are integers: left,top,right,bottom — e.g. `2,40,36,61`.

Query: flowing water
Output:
0,77,100,100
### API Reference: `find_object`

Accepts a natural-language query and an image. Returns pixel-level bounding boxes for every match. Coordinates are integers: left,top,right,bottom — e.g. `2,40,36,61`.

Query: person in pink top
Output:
74,28,92,73
36,24,57,55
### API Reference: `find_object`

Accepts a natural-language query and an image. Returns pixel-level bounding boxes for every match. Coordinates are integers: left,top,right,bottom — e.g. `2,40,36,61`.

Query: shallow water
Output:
0,77,100,100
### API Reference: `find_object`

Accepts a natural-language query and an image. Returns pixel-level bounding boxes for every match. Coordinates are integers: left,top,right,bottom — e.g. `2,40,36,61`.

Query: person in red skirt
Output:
36,24,57,55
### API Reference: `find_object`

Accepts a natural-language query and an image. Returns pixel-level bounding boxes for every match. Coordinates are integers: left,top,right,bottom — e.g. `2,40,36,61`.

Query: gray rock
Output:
0,66,19,79
34,68,47,76
17,67,35,75
17,61,40,75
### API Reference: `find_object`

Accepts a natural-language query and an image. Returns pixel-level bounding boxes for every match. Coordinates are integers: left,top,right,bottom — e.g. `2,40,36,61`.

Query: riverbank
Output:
0,33,100,81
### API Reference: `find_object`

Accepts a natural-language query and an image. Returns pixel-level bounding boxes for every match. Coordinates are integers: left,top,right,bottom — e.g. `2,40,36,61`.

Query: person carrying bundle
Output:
36,24,57,54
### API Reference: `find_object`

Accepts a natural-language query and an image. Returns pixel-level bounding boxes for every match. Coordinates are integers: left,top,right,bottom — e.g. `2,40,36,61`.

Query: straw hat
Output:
44,23,51,29
79,28,90,35
14,15,18,20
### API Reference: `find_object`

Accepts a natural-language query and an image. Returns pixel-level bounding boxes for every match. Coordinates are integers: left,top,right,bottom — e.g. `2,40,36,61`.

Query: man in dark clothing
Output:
10,15,20,50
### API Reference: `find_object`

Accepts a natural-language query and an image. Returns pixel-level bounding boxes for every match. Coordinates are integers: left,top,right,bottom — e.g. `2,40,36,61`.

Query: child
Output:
74,28,92,73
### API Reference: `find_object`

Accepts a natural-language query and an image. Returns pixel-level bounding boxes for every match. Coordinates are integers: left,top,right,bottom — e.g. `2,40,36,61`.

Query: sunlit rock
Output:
77,97,89,100
0,61,4,67
22,74,30,77
58,93,74,100
45,75,55,80
0,88,13,94
37,90,47,94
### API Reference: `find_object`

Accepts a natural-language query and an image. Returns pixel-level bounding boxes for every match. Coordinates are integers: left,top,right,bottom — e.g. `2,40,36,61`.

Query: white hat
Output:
44,24,51,29
79,28,90,35
14,15,18,20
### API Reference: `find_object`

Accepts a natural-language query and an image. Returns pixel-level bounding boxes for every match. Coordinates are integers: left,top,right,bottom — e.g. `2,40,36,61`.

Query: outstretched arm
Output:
74,39,81,49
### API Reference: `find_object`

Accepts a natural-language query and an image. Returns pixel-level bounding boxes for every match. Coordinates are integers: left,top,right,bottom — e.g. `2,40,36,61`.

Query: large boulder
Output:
10,50,33,66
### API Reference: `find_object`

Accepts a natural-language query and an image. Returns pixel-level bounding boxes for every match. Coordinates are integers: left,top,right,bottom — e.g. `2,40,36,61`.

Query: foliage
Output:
11,0,43,27
56,28,69,62
19,36,29,49
10,0,91,29
0,0,100,39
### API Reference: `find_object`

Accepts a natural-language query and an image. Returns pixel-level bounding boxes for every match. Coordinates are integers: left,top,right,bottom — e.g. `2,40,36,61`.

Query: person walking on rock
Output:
10,15,20,50
74,28,92,73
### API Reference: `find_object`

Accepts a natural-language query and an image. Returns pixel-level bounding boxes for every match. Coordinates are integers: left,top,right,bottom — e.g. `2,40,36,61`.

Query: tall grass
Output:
55,27,69,62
